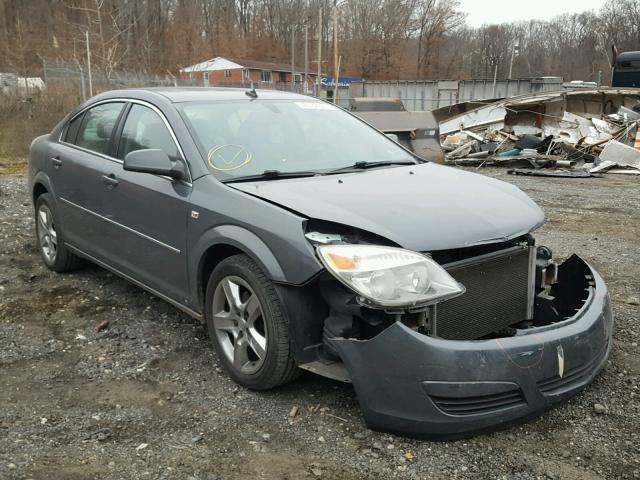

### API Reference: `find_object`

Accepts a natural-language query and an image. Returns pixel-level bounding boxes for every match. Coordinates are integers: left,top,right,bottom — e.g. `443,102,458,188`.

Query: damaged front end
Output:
290,221,613,438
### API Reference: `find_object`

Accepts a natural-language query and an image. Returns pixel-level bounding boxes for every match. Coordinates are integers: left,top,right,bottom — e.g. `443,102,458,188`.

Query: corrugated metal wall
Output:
349,78,563,111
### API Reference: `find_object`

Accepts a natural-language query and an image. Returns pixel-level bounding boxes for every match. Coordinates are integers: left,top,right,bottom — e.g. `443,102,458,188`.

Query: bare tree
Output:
1,0,638,85
412,0,464,79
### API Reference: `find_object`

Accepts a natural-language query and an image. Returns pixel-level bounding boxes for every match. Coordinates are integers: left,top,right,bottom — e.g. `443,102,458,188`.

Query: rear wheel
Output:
205,254,298,390
34,193,82,272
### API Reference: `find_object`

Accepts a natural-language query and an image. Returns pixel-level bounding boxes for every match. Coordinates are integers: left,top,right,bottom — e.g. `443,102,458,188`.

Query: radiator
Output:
434,245,534,340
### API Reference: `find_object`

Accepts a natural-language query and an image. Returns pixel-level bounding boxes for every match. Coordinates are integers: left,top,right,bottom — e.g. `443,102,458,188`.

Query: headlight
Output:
317,244,465,308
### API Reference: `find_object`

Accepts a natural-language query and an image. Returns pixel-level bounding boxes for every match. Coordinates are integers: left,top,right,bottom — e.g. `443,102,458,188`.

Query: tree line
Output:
0,0,638,83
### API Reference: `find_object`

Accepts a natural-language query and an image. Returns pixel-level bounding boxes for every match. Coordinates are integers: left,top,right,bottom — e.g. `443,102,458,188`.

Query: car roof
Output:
617,51,640,61
91,87,312,104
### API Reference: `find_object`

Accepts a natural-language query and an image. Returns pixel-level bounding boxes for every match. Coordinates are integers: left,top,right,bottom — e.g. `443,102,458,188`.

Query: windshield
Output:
180,99,415,179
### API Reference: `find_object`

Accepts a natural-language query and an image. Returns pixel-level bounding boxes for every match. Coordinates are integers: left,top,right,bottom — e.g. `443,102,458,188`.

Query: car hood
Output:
229,162,545,252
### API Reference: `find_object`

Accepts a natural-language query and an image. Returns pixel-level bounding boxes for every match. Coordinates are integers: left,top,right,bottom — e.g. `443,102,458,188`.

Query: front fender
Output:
189,224,289,310
195,224,287,281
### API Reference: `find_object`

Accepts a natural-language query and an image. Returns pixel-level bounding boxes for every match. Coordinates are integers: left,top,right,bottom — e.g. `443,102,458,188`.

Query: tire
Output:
34,193,83,272
205,254,299,390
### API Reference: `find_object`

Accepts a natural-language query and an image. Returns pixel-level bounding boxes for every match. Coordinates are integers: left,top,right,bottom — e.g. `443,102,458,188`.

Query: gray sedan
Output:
28,87,612,438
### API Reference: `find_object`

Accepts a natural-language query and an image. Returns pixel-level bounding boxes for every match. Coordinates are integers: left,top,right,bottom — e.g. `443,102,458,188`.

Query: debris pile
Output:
438,89,640,177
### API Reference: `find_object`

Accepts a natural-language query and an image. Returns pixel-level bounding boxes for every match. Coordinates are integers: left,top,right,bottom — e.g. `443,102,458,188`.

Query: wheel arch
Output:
32,182,48,203
193,225,287,312
30,171,56,206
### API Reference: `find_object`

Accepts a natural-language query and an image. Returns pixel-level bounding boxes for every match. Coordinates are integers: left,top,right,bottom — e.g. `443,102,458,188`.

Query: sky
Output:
458,0,608,27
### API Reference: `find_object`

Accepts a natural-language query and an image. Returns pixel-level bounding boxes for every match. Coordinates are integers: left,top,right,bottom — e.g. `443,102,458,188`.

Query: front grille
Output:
434,246,532,340
430,387,526,416
536,342,609,395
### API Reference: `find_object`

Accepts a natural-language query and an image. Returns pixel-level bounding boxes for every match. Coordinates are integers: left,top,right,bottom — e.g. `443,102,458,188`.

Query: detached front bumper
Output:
328,257,613,439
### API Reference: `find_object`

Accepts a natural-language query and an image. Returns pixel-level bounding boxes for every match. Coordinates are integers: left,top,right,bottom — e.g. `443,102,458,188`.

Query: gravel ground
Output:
1,166,639,480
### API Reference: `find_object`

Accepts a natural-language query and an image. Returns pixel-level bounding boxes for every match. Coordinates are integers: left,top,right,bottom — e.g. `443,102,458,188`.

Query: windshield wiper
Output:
324,160,416,175
222,170,322,183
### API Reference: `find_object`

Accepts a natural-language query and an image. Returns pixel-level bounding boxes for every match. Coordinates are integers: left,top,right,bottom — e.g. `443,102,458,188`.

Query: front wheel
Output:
205,254,299,390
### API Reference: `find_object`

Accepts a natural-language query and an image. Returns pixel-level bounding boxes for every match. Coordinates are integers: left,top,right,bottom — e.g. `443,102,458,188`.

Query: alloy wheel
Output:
37,204,57,263
212,275,267,375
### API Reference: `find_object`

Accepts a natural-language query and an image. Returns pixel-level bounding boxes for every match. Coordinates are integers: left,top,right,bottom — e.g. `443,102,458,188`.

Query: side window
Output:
75,102,125,155
63,113,84,144
117,104,180,162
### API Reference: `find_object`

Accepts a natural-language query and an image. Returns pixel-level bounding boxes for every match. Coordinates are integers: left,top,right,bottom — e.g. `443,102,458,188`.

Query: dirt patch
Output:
1,169,639,479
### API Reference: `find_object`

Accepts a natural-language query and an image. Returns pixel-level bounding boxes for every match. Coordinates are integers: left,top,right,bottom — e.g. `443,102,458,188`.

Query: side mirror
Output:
385,133,400,143
123,149,186,181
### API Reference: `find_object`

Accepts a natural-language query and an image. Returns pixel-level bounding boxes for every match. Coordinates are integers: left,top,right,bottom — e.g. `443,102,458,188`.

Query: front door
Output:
101,103,192,304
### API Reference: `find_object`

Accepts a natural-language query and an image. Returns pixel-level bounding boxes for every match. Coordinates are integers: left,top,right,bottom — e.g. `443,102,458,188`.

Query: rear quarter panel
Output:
28,134,53,203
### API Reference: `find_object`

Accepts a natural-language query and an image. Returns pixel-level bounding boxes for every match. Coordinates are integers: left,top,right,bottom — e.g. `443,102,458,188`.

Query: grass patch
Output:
0,161,28,174
0,88,81,158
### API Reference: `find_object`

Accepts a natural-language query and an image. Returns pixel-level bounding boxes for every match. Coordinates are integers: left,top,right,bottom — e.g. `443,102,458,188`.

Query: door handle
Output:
51,157,62,168
102,174,119,188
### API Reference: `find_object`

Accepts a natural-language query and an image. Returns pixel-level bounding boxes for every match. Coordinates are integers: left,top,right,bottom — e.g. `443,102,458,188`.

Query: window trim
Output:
58,98,193,184
112,102,133,159
116,103,180,163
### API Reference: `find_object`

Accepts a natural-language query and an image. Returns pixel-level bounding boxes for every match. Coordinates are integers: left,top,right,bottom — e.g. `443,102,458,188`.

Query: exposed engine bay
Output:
302,221,595,370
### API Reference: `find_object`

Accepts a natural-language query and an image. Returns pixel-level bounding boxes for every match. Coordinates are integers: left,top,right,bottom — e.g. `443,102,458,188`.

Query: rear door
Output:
49,102,125,259
100,102,192,304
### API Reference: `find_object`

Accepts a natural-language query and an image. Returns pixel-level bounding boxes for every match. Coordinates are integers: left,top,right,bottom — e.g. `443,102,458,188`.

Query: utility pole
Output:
508,41,519,80
304,23,309,95
333,3,338,103
74,58,86,101
492,63,498,97
291,29,295,92
38,54,46,85
86,30,93,97
317,7,322,96
611,44,618,86
335,55,342,101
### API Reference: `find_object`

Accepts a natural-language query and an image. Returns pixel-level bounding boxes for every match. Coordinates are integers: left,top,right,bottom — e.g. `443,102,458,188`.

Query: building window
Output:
261,70,272,83
243,69,251,80
224,69,231,78
203,72,209,81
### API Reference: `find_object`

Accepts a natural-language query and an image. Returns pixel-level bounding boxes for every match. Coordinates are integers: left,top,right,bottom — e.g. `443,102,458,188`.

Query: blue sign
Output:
321,76,364,88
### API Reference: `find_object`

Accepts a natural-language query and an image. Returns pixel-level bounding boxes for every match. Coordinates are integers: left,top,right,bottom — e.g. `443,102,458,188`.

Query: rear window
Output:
63,113,84,144
74,102,125,155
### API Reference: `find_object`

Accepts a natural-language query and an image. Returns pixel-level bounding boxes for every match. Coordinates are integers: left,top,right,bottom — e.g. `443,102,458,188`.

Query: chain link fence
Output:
1,59,344,158
43,60,176,100
0,60,180,158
